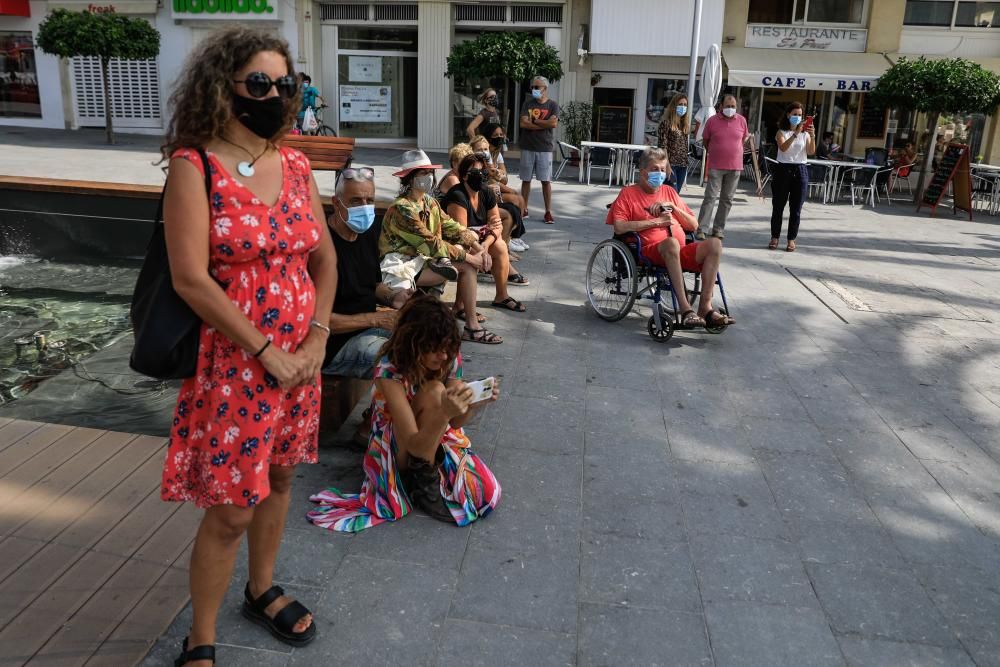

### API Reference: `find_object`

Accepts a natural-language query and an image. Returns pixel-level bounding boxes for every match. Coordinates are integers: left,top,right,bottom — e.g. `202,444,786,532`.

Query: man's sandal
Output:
703,309,735,328
768,238,779,250
462,326,503,344
492,297,526,312
680,310,705,327
174,637,215,666
455,308,486,323
242,583,317,647
508,272,530,285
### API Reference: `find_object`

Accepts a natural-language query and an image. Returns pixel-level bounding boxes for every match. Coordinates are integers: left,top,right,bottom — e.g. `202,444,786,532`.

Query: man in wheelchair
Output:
606,147,734,329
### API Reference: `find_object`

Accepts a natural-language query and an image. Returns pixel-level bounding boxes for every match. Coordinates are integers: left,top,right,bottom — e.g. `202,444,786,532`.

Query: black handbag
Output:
129,148,212,380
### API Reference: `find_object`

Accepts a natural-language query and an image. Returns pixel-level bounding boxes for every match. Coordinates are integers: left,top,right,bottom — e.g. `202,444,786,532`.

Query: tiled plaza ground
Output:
4,129,1000,665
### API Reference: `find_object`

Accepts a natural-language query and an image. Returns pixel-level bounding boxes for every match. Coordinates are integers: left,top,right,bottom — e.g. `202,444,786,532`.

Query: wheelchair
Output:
585,231,731,342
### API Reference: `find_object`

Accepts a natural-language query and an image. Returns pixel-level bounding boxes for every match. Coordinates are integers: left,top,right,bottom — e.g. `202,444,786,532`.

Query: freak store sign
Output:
171,0,277,19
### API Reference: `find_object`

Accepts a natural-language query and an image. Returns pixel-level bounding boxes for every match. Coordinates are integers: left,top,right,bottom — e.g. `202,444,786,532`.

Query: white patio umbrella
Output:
695,43,722,143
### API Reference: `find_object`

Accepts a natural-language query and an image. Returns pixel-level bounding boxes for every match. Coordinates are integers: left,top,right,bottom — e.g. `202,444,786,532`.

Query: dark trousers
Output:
770,163,808,241
668,165,687,193
499,201,525,238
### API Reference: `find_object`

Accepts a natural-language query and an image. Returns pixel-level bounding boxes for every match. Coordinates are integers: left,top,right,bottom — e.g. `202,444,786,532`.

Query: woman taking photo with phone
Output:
308,295,501,531
159,27,337,666
769,101,814,252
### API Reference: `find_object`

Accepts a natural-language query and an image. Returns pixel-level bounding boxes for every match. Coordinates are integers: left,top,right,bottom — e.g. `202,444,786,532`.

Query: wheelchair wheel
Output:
586,239,638,322
647,315,674,342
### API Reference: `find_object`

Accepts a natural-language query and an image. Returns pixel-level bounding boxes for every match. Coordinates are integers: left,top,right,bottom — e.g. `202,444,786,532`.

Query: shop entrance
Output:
760,88,826,151
592,88,635,144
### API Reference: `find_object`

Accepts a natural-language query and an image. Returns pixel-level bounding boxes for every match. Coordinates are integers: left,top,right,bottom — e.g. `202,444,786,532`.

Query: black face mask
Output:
232,94,285,139
489,136,505,148
485,96,498,107
466,170,485,191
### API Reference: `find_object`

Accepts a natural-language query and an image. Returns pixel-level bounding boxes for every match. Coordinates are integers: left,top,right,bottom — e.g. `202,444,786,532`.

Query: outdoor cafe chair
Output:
851,166,894,207
555,140,579,180
587,146,616,187
806,162,830,201
890,163,914,195
972,173,1000,216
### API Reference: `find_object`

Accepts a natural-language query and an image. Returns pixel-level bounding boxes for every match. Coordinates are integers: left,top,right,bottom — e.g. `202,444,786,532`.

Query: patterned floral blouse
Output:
657,121,690,167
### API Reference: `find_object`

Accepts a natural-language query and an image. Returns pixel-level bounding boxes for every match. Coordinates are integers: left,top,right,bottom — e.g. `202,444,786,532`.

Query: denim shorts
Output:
321,327,391,379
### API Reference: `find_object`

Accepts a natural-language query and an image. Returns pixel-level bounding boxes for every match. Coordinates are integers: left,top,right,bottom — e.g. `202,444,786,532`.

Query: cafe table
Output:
807,159,880,204
579,140,651,185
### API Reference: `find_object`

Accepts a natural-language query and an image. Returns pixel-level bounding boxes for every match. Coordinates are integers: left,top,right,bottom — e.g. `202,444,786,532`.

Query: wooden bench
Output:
281,135,356,173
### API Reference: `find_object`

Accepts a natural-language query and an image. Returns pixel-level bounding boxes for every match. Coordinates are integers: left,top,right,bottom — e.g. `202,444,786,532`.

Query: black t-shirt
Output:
324,220,382,364
442,183,497,228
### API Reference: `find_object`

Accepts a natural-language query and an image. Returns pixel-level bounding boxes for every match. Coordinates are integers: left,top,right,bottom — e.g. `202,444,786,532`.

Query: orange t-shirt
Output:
605,183,694,250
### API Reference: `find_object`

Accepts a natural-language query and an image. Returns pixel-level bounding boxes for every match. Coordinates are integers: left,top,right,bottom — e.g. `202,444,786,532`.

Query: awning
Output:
0,0,30,16
722,46,892,92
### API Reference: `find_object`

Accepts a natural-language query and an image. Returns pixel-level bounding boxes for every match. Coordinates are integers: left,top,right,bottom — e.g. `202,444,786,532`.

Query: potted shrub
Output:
562,101,592,163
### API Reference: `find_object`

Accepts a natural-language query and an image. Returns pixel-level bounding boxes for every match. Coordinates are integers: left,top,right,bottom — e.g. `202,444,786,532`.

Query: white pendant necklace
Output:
221,136,269,178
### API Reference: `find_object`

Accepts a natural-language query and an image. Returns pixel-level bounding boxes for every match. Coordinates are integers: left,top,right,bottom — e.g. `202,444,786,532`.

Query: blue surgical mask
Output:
790,115,802,126
344,204,375,233
676,105,687,117
531,88,542,100
646,171,667,188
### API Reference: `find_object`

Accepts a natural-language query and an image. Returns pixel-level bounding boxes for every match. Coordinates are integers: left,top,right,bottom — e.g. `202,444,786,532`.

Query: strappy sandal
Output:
491,297,526,312
703,309,735,329
462,326,503,345
768,238,779,250
508,272,530,286
455,308,486,323
174,637,215,666
680,310,705,327
242,583,317,647
786,240,797,252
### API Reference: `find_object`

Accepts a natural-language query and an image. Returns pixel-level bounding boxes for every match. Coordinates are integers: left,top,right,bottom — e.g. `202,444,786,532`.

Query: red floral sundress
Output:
161,147,322,509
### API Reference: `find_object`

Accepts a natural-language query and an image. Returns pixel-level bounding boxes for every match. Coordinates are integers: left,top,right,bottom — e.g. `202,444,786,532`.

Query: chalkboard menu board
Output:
596,106,632,144
856,95,887,139
918,142,973,220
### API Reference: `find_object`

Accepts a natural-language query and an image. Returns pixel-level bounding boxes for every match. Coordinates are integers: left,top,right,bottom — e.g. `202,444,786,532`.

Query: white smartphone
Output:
465,377,496,404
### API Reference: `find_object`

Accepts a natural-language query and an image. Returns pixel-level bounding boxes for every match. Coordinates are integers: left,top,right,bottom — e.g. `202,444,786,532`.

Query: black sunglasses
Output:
233,71,299,99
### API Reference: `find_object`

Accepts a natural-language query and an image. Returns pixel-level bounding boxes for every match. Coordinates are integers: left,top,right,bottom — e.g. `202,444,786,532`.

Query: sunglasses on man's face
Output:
233,71,299,99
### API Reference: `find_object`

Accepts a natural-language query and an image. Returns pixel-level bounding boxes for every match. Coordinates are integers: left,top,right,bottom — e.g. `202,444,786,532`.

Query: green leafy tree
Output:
445,32,562,136
36,9,160,144
870,56,1000,202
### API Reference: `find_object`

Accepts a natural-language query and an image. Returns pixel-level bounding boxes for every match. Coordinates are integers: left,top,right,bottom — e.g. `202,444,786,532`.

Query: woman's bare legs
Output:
396,380,448,469
455,261,482,332
488,239,511,302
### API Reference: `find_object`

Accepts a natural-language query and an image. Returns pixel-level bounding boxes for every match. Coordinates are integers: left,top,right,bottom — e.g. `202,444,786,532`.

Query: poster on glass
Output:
340,85,391,123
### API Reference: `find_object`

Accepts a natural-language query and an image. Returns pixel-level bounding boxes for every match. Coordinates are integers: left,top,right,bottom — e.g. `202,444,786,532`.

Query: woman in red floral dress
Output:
158,28,337,667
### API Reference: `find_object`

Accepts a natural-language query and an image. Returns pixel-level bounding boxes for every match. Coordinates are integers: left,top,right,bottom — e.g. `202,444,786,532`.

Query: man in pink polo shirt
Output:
697,94,751,240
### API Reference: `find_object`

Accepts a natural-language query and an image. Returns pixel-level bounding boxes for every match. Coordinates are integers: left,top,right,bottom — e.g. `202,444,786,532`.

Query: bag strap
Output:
153,148,214,225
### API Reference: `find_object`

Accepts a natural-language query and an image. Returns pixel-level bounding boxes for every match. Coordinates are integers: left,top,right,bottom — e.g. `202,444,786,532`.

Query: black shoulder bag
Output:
129,148,213,380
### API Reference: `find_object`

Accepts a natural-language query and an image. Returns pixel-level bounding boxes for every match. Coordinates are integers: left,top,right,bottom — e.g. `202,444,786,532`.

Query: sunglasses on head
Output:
233,71,299,99
342,167,375,181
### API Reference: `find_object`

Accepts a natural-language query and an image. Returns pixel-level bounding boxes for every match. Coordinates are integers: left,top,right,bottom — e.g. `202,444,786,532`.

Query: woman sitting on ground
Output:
480,123,529,251
308,295,501,529
444,154,529,312
379,149,503,344
435,142,472,201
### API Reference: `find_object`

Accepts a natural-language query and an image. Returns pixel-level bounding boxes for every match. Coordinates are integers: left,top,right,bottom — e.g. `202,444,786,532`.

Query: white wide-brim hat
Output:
393,149,442,177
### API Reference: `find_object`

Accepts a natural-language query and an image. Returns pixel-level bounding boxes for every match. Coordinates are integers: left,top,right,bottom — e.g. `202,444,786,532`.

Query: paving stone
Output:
890,421,986,463
758,453,877,526
791,518,906,569
823,429,939,493
511,366,589,403
806,563,958,646
586,365,660,392
690,533,818,608
742,417,831,455
585,423,671,459
450,542,578,634
920,457,1000,539
142,637,291,667
661,385,740,427
346,514,470,570
675,460,790,540
965,641,1000,667
577,603,712,667
435,619,575,667
305,555,453,665
705,602,843,667
586,385,668,440
490,446,582,507
270,526,352,589
498,394,585,445
579,532,701,612
726,387,811,421
468,490,580,556
666,420,755,464
917,565,1000,645
836,636,975,666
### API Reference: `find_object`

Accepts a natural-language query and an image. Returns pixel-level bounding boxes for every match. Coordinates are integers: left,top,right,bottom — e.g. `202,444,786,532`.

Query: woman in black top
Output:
444,154,527,312
466,88,501,140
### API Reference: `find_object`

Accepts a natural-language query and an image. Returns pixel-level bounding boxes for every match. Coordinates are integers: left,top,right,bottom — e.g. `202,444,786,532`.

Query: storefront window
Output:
748,0,865,24
336,28,417,139
904,0,955,25
644,78,693,145
0,32,41,118
955,1,1000,27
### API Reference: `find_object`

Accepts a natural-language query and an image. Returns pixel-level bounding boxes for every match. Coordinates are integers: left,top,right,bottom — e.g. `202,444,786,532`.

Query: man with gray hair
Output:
697,93,751,240
519,75,560,224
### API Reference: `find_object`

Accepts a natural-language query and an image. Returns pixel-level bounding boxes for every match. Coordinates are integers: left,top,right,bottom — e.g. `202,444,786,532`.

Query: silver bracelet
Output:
309,319,331,335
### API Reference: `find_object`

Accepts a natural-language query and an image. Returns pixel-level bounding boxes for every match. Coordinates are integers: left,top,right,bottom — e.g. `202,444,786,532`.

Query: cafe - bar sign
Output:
746,25,867,53
172,0,276,18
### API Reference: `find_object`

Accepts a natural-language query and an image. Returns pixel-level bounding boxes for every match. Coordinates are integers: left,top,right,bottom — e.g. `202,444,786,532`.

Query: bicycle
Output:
301,104,337,137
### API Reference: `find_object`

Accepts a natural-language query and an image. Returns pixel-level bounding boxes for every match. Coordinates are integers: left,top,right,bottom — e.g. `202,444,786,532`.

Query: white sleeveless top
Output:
776,130,809,164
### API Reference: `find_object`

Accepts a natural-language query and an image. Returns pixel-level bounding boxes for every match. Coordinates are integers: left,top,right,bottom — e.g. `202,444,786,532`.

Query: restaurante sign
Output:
746,25,868,53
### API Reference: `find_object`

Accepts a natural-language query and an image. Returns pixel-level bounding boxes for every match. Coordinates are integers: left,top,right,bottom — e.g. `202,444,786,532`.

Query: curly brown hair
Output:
380,295,462,386
160,26,300,162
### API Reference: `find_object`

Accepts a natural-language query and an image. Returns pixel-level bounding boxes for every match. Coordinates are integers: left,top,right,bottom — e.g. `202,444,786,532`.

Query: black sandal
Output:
491,297,526,312
242,583,317,647
174,637,215,666
455,308,486,323
462,326,503,345
703,309,735,328
680,310,705,327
